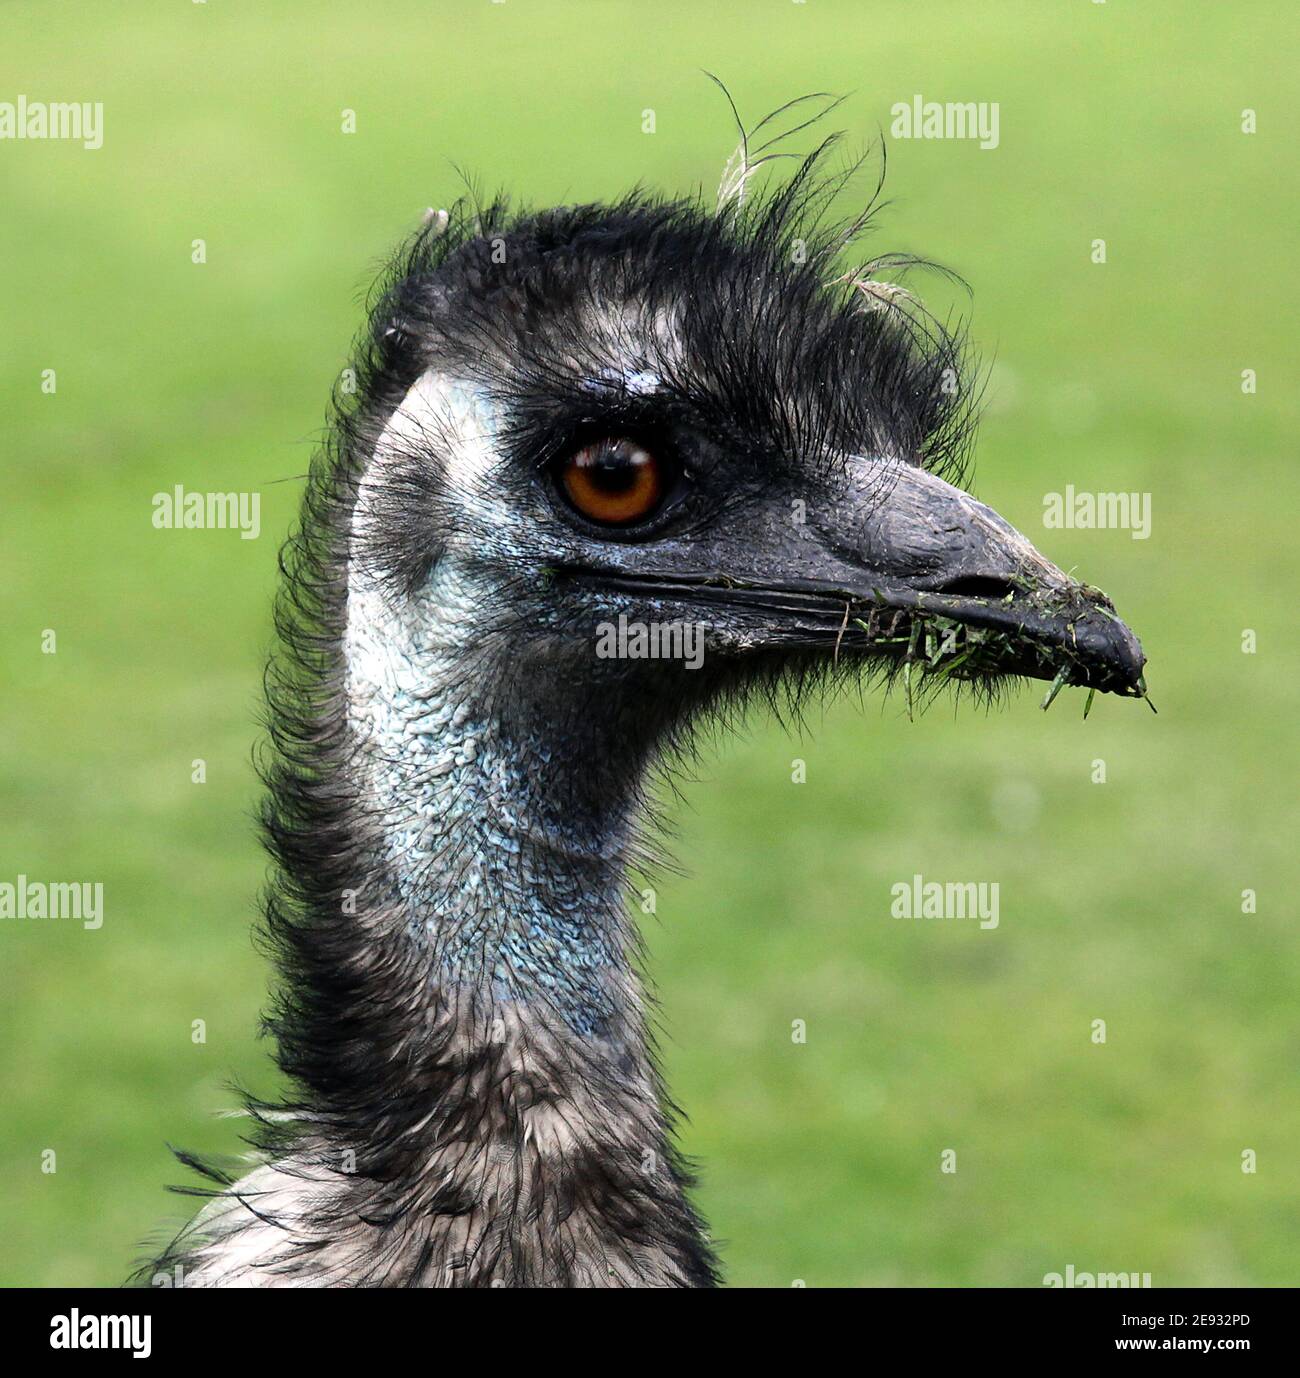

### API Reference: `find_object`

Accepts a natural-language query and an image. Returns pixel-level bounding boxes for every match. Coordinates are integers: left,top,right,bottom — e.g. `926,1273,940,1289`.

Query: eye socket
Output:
557,438,669,528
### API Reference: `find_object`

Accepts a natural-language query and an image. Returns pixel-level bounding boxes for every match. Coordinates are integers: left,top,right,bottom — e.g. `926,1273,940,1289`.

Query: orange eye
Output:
559,439,667,527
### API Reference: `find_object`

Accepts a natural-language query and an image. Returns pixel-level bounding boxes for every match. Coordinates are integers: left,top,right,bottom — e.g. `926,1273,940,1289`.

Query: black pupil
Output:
587,445,641,492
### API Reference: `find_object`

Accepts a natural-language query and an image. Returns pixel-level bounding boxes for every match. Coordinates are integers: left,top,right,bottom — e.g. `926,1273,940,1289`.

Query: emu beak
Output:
576,457,1147,701
794,456,1149,698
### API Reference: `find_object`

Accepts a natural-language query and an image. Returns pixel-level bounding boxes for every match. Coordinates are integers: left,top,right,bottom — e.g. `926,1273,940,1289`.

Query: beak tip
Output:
1071,608,1146,695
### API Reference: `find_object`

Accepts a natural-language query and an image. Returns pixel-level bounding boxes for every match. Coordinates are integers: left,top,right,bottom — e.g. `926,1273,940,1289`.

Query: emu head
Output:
342,190,1146,813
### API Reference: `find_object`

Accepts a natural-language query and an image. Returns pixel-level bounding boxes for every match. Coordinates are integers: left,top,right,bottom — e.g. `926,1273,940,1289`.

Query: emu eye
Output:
558,439,667,527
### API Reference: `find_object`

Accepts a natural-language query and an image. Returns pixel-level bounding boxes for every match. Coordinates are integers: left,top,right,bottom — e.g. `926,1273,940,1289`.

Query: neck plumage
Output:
346,562,634,1038
251,541,717,1286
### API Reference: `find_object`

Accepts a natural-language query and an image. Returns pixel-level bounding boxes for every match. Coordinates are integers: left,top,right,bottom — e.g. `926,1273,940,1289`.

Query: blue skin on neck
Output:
348,599,630,1039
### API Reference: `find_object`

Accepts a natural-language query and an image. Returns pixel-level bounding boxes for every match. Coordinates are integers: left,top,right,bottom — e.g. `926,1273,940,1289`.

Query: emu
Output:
143,110,1145,1287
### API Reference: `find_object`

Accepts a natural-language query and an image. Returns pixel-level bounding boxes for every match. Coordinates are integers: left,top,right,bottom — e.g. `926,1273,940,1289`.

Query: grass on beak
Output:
852,603,1153,718
1040,668,1068,713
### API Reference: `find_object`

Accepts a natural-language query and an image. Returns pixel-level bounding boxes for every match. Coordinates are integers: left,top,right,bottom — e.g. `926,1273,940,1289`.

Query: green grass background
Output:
2,0,1296,1287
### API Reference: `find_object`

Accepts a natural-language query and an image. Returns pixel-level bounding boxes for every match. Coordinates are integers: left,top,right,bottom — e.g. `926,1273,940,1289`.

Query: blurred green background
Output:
2,0,1296,1287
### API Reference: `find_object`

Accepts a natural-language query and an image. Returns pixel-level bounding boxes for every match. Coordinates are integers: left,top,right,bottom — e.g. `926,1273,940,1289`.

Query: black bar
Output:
3,1286,1287,1361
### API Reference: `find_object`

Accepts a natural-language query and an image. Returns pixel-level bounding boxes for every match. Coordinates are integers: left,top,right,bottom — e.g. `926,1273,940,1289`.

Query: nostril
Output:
934,575,1018,601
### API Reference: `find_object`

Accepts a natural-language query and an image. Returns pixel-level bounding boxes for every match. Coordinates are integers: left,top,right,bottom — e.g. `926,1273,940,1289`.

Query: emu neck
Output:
345,558,641,1043
310,374,717,1285
335,564,724,1284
